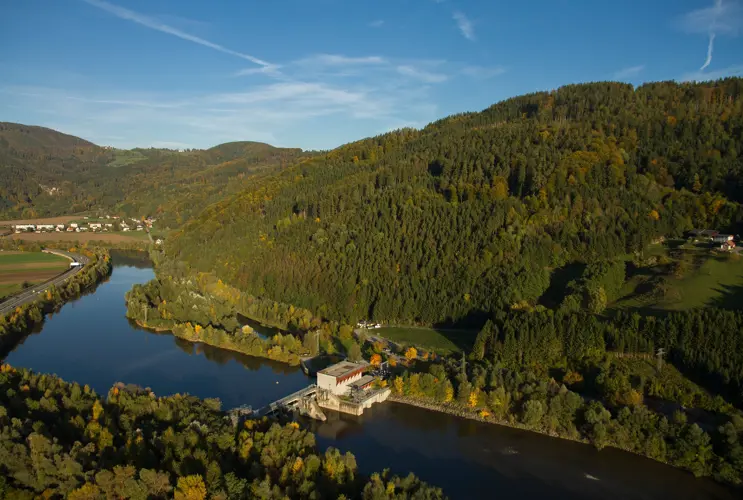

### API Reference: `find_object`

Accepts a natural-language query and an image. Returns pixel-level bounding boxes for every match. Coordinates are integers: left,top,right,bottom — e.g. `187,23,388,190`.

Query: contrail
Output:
81,0,272,68
700,32,716,70
700,0,725,71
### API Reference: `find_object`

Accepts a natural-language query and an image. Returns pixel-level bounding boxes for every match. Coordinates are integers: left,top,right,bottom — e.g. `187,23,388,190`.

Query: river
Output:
3,252,737,500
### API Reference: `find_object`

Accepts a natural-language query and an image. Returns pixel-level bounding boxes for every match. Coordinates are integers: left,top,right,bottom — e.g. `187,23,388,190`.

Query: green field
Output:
376,326,476,354
0,252,68,266
107,149,146,168
610,242,743,313
0,251,69,300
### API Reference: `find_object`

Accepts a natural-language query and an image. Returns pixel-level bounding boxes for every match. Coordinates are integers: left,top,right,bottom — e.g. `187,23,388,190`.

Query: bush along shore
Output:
125,273,310,366
124,256,368,367
385,355,743,487
133,317,305,366
0,248,112,355
0,365,444,499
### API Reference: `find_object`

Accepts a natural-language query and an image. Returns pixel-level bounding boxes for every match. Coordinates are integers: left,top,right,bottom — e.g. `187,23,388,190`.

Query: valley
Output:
2,78,743,497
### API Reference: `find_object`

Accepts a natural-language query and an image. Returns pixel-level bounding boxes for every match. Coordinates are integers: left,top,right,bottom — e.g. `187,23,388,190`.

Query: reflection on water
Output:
3,252,738,499
3,254,310,409
238,314,286,339
309,403,737,500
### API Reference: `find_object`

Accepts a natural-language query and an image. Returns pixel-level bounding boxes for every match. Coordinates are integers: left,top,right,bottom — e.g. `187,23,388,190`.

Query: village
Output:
11,215,157,235
686,228,739,252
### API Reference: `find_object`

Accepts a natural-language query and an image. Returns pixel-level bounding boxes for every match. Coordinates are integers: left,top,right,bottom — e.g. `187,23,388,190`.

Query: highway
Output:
0,250,89,317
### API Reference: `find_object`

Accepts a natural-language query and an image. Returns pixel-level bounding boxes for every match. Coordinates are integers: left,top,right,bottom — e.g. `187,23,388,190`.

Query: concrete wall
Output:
317,388,391,416
317,371,363,395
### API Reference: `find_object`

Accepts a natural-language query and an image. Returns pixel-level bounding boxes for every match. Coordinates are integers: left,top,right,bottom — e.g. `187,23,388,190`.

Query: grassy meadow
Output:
375,326,475,355
609,240,743,313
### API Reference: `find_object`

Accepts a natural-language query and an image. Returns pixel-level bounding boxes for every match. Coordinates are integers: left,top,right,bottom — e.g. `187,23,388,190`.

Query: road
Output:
0,250,89,316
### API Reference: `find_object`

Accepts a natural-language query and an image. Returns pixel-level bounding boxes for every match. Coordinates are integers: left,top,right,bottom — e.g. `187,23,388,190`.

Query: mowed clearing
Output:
10,232,148,243
0,251,69,299
376,326,476,355
610,245,743,313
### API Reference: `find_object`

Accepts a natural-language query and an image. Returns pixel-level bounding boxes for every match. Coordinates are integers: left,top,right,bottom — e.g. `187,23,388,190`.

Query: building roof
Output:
349,375,376,389
318,361,366,379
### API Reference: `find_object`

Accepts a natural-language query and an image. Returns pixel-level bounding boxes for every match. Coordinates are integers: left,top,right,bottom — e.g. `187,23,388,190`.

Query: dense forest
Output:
166,79,743,326
0,122,308,227
0,366,443,499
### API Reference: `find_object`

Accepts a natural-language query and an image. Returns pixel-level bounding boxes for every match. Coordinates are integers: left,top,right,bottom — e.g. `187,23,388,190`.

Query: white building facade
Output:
317,361,367,396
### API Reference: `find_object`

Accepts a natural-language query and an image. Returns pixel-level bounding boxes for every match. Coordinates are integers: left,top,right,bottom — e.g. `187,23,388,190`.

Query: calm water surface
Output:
3,253,737,500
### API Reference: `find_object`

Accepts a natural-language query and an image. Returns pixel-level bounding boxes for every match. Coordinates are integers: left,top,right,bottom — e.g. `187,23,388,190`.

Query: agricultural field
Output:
609,240,743,313
10,232,149,243
375,326,476,355
0,251,69,299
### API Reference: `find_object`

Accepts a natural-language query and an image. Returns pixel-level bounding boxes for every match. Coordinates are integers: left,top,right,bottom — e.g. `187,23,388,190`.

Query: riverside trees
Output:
0,365,444,499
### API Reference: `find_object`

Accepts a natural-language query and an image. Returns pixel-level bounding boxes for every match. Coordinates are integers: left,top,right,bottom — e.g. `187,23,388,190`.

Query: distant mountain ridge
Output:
0,123,307,226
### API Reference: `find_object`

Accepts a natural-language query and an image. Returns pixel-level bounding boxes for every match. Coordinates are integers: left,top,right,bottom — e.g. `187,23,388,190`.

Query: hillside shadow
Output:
110,249,151,268
708,283,743,310
425,310,490,352
538,263,586,308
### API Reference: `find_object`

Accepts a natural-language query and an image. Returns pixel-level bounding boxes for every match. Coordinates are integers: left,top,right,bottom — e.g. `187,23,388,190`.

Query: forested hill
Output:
0,124,307,226
0,122,111,216
167,78,743,325
0,122,100,156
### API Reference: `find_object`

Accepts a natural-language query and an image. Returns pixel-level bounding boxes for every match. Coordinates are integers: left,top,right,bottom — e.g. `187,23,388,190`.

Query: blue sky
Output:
1,0,742,150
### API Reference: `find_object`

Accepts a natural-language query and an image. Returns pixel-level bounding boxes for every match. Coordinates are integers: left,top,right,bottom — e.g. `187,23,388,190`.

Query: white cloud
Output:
679,63,743,82
234,65,282,77
396,65,448,83
81,0,272,69
150,140,195,149
369,20,384,28
613,65,645,79
296,54,388,67
0,74,440,149
461,65,506,79
676,0,743,71
453,11,475,41
677,0,743,35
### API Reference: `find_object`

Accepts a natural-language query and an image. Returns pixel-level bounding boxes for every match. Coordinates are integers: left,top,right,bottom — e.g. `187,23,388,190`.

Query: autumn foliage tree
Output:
405,347,418,362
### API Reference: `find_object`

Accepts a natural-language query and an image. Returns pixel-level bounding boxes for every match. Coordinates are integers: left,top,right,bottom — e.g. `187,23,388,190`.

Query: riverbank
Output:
134,317,302,366
387,393,719,482
389,394,588,442
0,248,112,355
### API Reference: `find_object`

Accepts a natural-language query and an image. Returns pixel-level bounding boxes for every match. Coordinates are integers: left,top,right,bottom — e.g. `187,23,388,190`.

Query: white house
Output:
89,223,102,230
37,224,54,231
317,361,368,396
713,234,734,244
70,223,79,229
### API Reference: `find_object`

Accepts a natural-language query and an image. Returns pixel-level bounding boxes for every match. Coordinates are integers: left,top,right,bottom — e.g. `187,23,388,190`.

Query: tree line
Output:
0,365,443,499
